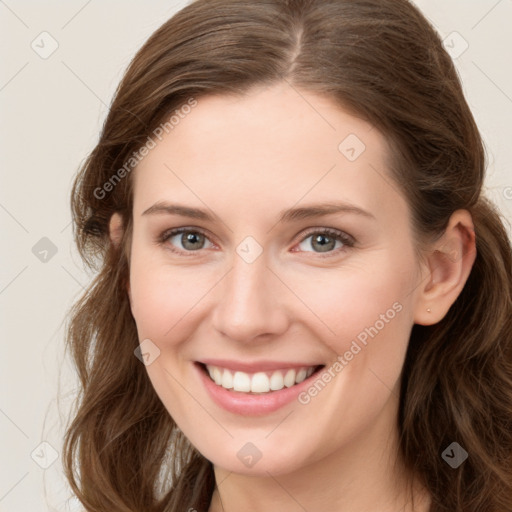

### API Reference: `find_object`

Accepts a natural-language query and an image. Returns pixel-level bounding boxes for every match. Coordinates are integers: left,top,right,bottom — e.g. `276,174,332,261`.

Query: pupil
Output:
314,234,334,252
183,232,203,250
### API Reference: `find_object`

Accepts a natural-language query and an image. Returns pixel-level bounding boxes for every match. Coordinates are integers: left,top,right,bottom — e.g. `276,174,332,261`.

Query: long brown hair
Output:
62,0,512,510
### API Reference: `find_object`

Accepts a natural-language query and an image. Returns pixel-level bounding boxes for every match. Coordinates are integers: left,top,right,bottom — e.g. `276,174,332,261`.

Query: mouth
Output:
196,361,326,395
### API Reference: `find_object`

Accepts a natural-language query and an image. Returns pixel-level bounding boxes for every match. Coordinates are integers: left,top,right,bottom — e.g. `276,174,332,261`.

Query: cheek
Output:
129,251,214,340
288,256,415,369
299,273,406,335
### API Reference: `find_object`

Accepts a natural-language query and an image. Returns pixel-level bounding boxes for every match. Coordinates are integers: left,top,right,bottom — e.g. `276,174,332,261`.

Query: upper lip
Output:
197,358,324,373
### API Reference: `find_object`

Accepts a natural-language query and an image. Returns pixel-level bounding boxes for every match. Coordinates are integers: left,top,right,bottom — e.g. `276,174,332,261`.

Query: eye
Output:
294,228,355,256
158,228,215,255
157,226,355,257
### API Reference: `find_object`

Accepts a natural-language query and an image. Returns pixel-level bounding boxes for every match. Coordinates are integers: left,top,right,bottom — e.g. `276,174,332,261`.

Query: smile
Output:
194,361,326,416
204,364,320,394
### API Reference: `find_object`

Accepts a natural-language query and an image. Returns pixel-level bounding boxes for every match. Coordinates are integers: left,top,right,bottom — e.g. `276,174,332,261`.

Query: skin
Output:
109,82,476,511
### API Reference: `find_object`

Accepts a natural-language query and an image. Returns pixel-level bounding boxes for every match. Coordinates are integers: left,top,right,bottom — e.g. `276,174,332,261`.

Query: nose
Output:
211,250,290,344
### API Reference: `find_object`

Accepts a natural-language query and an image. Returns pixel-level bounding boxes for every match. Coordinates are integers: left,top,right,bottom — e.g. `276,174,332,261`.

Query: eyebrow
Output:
142,200,376,223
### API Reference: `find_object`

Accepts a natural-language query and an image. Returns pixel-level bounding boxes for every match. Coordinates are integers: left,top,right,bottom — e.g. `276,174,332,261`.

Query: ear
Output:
413,209,477,326
109,212,124,247
108,213,132,305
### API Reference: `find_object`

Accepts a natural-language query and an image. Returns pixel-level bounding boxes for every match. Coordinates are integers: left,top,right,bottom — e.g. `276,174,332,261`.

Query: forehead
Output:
132,83,407,225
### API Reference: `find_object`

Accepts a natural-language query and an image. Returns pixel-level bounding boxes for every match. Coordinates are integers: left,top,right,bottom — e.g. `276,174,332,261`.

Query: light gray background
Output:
1,1,511,511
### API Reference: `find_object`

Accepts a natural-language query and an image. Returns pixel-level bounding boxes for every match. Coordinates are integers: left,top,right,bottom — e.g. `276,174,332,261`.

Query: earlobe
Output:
413,209,477,326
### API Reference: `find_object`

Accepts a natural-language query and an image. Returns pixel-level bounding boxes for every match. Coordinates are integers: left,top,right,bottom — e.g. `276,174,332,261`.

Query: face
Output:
126,82,425,476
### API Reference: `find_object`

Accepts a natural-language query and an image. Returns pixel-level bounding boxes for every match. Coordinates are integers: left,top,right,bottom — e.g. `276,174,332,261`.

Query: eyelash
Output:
156,227,355,258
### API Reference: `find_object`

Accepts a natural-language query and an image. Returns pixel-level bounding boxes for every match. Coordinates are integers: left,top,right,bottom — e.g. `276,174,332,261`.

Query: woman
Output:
62,0,512,510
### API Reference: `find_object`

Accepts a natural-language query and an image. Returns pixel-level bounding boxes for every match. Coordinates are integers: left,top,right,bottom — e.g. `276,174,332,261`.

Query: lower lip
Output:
194,362,324,416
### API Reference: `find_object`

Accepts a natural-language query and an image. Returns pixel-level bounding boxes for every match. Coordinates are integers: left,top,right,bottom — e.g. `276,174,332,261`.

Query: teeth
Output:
269,371,284,391
212,367,222,386
296,368,308,383
251,372,269,393
233,371,251,392
221,369,234,389
283,369,296,387
204,364,319,394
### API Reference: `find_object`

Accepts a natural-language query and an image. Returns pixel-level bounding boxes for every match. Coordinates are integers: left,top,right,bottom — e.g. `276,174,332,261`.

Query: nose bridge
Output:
211,246,288,342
